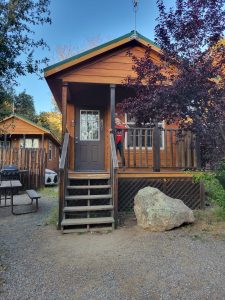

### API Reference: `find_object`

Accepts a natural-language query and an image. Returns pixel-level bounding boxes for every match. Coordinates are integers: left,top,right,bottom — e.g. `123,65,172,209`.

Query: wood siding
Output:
0,117,44,135
60,46,160,85
44,138,60,172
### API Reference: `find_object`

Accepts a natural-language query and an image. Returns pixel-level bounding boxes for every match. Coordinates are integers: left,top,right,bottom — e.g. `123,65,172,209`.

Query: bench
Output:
26,189,41,212
11,189,41,215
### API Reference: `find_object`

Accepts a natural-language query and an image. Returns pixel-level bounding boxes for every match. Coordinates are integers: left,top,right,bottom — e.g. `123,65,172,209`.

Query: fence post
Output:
153,123,161,172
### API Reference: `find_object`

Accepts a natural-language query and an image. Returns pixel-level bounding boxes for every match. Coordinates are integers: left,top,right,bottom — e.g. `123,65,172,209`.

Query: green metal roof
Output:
44,30,159,73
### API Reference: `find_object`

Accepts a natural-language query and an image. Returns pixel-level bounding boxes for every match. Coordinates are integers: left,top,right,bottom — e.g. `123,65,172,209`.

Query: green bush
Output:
215,161,225,190
193,172,225,209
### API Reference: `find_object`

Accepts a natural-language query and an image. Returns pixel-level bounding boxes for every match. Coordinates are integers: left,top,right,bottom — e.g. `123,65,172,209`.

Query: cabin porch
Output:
58,82,202,233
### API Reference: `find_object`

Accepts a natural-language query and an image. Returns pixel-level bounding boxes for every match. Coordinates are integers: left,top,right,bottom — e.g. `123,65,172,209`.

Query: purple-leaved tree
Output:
120,0,225,168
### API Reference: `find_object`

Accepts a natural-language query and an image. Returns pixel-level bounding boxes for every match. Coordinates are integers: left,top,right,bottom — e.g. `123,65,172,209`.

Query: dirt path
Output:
1,193,225,300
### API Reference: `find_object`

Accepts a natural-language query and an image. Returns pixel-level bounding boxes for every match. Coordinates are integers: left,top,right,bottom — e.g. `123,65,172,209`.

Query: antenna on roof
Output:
133,0,139,35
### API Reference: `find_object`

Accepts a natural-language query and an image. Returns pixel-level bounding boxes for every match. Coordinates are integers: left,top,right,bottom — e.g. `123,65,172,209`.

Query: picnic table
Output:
0,180,22,215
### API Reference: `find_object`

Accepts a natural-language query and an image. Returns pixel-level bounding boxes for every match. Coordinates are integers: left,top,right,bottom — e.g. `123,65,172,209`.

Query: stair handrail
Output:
58,132,69,230
110,132,119,170
59,132,69,170
110,132,118,227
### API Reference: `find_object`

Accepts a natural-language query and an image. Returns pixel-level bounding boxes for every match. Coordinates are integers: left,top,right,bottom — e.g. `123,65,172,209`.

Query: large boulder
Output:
134,187,195,231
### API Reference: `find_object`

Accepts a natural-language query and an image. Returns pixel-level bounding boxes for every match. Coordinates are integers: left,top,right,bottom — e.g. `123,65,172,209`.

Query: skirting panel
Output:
118,177,203,212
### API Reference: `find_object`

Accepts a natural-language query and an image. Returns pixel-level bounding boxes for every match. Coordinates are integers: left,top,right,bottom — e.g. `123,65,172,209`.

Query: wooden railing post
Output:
58,167,65,230
110,133,119,228
58,132,69,230
110,84,116,134
153,123,161,172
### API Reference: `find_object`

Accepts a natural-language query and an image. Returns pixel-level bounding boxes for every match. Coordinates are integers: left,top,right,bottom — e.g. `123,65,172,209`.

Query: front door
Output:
75,108,104,171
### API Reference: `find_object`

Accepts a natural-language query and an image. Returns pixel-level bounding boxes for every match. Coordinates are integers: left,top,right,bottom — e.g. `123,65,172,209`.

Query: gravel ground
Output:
1,192,225,300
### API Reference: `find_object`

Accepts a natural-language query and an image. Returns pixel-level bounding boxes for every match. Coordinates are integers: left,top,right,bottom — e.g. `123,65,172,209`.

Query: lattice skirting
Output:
118,177,203,212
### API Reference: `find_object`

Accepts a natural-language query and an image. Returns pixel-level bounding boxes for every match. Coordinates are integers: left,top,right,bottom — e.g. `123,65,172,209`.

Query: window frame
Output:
19,138,39,149
124,114,164,150
80,109,100,142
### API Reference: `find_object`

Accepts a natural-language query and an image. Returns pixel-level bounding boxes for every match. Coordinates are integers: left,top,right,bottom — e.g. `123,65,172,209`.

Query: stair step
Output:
61,217,114,226
67,185,111,190
62,226,113,234
68,173,110,180
65,194,112,200
64,205,113,212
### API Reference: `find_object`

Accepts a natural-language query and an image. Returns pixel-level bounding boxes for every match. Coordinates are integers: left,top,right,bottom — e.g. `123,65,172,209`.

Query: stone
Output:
134,187,195,231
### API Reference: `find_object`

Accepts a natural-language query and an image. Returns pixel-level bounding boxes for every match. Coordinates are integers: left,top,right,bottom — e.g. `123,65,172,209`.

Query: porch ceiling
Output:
67,82,135,105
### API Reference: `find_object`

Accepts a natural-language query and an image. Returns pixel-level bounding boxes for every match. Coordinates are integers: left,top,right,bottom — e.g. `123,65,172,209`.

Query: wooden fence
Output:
0,148,46,189
120,127,201,171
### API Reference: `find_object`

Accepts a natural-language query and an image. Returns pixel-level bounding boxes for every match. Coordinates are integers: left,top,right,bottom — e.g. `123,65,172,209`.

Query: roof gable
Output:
0,115,60,145
44,31,160,77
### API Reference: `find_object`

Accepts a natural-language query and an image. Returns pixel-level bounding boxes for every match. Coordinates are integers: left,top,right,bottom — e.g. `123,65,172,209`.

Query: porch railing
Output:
58,132,69,230
110,132,119,226
117,126,201,171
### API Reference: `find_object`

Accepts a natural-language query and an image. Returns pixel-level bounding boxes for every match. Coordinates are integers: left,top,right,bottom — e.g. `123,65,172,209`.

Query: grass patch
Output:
44,205,58,226
194,207,225,223
38,186,58,199
182,207,225,241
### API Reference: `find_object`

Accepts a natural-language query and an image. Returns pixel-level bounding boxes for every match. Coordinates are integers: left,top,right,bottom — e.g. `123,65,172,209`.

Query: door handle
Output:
75,137,78,144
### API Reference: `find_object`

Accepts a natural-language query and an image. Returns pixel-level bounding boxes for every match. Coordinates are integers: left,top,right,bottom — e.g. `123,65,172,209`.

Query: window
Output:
0,141,10,148
48,140,52,160
20,138,39,148
125,114,164,149
80,110,100,141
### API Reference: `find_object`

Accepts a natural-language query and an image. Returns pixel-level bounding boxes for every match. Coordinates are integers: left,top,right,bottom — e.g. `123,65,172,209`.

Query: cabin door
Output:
75,108,105,171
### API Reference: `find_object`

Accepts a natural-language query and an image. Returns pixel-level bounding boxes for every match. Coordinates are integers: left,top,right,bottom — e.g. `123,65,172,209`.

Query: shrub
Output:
193,172,225,209
215,161,225,190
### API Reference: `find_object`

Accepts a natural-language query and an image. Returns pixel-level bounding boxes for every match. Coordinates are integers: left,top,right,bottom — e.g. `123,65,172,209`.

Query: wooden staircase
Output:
61,172,115,233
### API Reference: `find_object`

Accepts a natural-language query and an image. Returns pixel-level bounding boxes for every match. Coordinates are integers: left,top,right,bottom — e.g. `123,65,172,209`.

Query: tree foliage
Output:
14,91,36,120
0,88,13,120
0,0,51,87
37,111,62,140
121,0,225,168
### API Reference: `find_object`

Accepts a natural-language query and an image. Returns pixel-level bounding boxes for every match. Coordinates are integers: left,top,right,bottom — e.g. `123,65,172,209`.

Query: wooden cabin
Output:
0,114,60,172
44,31,203,233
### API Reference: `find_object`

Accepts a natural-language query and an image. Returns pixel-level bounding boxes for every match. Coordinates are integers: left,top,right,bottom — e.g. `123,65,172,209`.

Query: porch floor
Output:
69,168,193,179
118,167,193,178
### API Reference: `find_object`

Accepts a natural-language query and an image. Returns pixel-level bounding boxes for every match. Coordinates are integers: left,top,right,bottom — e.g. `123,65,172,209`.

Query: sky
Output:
15,0,175,114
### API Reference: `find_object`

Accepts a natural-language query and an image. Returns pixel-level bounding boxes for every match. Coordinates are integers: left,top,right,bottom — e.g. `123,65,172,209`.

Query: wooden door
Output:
75,108,105,171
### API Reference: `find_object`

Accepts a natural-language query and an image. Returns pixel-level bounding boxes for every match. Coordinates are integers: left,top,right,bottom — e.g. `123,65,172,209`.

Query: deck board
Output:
118,168,193,178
